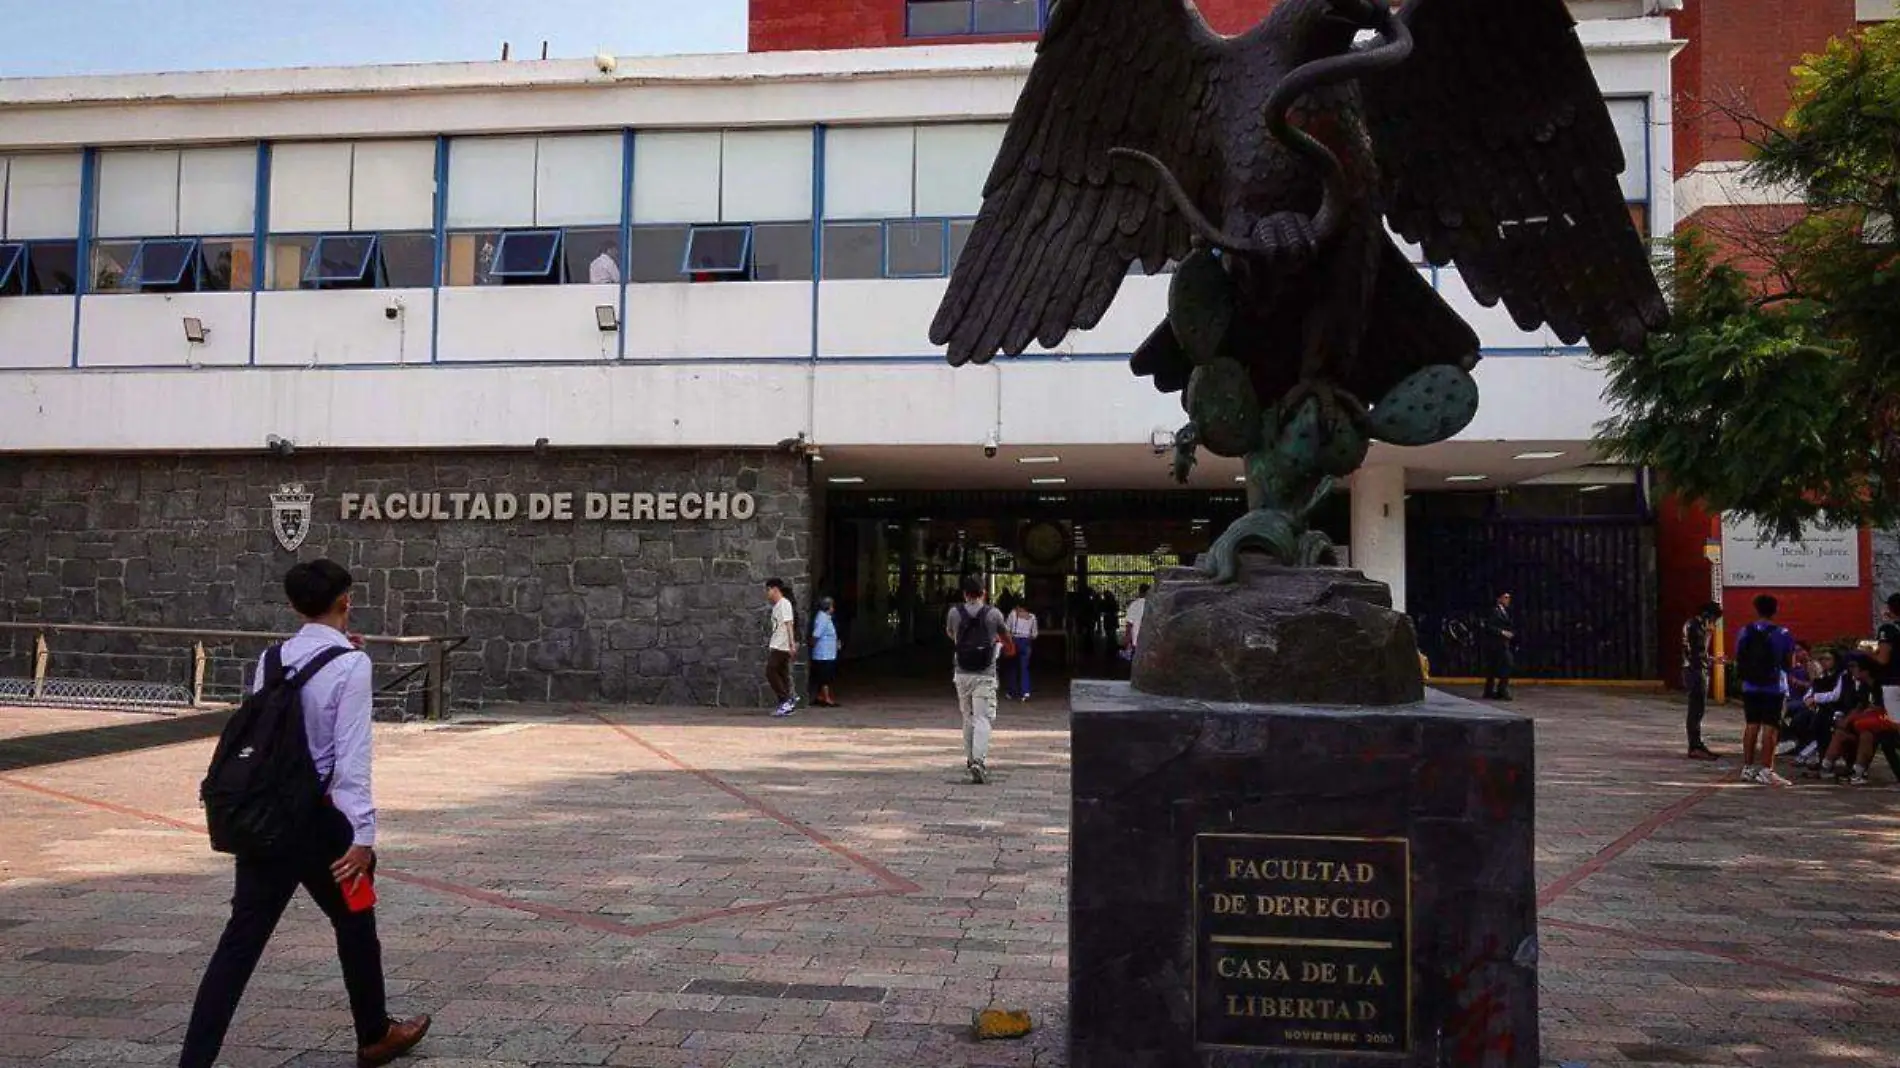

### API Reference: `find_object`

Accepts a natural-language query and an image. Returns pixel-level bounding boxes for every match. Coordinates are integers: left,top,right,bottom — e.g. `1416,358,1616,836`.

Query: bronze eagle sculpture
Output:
929,0,1669,581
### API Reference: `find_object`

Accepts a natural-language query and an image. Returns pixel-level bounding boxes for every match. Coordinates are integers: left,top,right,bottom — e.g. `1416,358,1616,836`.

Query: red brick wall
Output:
749,0,1281,53
1656,493,1878,685
1669,0,1857,173
1655,494,1718,683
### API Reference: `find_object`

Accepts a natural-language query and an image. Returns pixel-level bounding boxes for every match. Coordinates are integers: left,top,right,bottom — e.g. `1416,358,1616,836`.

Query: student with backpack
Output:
1733,593,1797,787
181,560,430,1068
945,575,1014,785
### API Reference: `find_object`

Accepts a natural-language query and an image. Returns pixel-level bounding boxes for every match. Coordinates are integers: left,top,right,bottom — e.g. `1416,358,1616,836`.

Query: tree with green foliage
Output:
1597,21,1900,540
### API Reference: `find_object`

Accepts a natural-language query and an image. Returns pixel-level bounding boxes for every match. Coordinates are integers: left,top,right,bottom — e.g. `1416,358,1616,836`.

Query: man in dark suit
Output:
1482,592,1516,701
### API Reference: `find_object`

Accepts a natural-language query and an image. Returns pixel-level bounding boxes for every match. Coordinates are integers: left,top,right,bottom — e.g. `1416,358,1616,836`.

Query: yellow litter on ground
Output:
973,1008,1033,1040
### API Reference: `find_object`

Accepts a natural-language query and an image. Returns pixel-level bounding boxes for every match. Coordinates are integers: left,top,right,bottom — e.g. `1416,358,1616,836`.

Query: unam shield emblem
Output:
270,483,313,553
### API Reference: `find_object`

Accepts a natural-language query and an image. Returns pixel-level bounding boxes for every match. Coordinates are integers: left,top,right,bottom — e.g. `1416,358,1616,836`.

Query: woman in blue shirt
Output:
810,596,841,707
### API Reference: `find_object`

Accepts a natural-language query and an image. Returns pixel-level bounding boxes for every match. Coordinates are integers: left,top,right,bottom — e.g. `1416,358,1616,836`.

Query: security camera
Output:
384,298,405,320
594,52,617,74
983,432,1000,460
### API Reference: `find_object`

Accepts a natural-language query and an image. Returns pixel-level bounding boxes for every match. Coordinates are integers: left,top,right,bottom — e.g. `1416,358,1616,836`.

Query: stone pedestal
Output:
1131,561,1423,707
1070,681,1538,1068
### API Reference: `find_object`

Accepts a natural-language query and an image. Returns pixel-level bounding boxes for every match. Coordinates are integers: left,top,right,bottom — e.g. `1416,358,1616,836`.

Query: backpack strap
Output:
286,645,360,691
261,645,288,688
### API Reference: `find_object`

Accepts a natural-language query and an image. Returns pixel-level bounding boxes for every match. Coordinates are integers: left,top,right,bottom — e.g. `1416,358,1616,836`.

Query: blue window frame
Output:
303,234,379,284
682,225,753,276
126,238,200,288
0,243,22,290
884,219,950,278
492,229,563,278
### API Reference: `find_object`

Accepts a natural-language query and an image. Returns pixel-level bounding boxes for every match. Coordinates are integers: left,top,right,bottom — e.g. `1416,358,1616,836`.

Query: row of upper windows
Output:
0,124,1005,293
906,0,1046,37
0,103,1653,295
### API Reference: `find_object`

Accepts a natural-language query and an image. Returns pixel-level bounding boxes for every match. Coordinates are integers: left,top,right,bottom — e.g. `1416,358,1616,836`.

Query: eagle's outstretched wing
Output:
1361,0,1669,355
930,0,1231,366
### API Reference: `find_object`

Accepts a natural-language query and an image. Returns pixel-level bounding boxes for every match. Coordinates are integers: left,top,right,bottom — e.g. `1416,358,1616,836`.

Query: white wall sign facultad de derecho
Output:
270,485,757,552
1720,514,1859,589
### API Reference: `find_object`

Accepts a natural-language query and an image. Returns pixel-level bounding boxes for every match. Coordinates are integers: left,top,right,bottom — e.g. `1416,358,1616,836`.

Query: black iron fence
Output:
0,622,467,719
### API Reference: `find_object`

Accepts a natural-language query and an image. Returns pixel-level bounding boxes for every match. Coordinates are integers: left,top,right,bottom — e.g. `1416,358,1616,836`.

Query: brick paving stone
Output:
3,687,1900,1065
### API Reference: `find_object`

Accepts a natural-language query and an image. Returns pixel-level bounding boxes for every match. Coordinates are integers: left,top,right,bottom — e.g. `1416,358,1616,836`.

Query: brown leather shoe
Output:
358,1015,431,1068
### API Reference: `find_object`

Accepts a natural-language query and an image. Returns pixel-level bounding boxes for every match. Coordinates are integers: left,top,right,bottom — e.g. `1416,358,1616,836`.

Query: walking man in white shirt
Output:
766,577,799,716
181,559,429,1068
947,577,1011,784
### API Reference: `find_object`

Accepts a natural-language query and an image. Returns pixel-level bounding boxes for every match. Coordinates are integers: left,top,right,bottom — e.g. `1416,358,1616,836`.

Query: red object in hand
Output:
342,874,377,912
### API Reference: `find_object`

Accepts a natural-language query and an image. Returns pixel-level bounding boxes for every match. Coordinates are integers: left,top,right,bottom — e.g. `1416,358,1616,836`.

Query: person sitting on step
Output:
1817,655,1899,786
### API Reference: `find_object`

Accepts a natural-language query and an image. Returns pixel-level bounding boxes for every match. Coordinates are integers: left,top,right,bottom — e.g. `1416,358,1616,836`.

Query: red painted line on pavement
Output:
591,712,924,894
383,869,903,940
1543,918,1900,998
0,774,204,833
1537,777,1725,908
0,771,911,939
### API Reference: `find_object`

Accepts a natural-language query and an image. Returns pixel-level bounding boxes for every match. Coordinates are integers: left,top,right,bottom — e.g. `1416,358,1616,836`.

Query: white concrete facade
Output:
0,17,1679,510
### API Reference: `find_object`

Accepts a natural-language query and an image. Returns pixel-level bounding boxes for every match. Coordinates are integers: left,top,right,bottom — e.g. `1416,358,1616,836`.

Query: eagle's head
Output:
1273,0,1395,58
1327,0,1392,26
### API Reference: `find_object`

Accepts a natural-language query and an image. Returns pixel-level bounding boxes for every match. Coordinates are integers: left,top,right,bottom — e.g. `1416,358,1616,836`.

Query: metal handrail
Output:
0,621,468,719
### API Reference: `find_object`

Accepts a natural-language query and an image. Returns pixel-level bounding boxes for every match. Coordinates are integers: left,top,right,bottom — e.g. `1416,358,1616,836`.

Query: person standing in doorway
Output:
1006,603,1039,701
1122,585,1150,661
947,576,1011,784
1481,592,1516,701
1683,601,1723,760
180,560,430,1068
765,578,798,717
810,596,841,708
1734,594,1796,786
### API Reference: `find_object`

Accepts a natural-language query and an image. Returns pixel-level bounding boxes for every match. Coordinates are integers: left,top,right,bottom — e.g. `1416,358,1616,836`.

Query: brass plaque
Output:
1194,833,1412,1056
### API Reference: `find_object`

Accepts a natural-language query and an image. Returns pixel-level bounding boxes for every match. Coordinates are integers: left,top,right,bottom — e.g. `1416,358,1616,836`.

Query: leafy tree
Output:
1597,21,1900,540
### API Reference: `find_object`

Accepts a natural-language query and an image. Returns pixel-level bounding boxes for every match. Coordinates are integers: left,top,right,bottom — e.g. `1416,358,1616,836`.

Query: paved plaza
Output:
1,684,1898,1067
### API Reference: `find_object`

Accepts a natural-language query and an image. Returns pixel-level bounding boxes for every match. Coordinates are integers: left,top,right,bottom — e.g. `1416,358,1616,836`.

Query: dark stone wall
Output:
0,449,813,708
1069,681,1539,1068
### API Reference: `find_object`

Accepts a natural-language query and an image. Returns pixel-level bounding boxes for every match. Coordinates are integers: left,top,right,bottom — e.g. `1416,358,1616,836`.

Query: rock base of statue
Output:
1130,558,1423,707
1069,678,1538,1067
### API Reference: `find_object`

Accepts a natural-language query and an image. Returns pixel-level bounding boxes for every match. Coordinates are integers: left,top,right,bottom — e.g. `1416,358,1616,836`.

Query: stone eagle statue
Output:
930,0,1669,580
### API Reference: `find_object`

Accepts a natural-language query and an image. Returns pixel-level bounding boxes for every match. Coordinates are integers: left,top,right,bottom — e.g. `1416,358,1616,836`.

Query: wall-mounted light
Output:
594,305,619,332
182,317,208,344
265,435,295,457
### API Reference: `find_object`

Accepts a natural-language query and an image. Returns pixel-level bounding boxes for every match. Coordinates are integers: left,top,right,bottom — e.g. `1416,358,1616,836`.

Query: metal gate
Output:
1408,519,1656,680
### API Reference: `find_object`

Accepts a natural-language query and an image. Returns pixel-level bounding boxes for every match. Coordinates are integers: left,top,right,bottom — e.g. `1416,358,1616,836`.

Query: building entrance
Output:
819,489,1349,678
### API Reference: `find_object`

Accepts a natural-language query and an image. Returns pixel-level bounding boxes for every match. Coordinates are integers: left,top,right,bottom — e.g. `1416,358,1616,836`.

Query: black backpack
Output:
1735,623,1782,687
200,645,357,857
955,605,996,673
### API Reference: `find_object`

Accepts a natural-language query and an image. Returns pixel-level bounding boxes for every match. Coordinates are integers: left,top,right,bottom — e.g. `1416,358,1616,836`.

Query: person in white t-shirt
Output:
765,578,798,716
1122,585,1150,659
588,247,621,285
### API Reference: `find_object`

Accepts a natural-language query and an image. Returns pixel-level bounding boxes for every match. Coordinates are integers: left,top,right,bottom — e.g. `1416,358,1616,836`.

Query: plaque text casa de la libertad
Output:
1195,834,1412,1055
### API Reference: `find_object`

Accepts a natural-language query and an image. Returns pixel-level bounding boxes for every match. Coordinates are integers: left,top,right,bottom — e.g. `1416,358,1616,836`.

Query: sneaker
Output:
1759,769,1793,787
1798,742,1820,761
968,762,988,785
1740,766,1762,784
1776,740,1800,756
1848,770,1870,786
772,701,794,717
1687,748,1719,762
